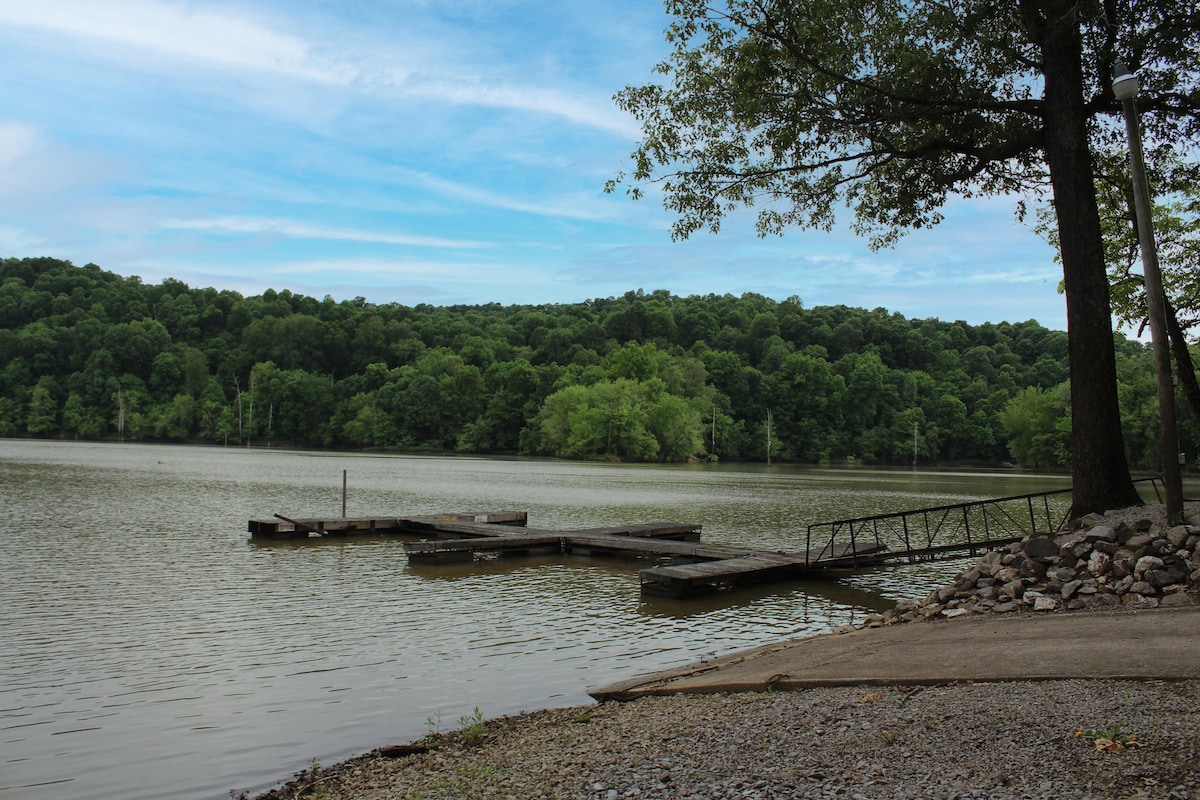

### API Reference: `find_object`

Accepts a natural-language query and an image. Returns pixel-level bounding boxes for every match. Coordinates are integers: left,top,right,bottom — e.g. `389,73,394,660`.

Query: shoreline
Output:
245,505,1200,799
244,670,1200,800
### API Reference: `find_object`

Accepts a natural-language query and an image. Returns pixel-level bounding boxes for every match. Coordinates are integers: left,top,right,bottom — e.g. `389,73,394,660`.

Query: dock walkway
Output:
247,511,873,597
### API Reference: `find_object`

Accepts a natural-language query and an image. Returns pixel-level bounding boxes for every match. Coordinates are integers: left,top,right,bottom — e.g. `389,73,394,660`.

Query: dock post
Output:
342,470,348,518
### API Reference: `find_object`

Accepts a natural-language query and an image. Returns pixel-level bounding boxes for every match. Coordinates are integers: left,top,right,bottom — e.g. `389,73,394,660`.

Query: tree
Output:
1000,385,1071,469
1070,154,1200,436
609,0,1199,514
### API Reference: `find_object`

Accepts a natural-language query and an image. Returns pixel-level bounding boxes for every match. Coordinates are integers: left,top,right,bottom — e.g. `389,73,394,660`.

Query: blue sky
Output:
0,0,1067,329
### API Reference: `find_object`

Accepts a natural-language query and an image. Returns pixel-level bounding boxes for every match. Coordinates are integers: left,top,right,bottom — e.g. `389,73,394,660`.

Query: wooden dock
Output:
247,511,530,539
248,510,877,597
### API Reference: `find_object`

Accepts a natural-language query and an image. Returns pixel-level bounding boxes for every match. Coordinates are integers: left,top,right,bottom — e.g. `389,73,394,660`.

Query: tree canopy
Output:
2,256,1189,476
608,0,1200,514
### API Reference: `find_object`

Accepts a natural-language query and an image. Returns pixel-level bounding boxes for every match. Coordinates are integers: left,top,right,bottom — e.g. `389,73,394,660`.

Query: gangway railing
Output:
803,477,1165,569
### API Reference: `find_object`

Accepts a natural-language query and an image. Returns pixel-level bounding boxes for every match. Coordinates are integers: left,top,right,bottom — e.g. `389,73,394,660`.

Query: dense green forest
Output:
0,256,1187,471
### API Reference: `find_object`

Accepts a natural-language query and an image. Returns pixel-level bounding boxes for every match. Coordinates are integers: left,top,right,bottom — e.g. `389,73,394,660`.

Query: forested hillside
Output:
0,256,1177,470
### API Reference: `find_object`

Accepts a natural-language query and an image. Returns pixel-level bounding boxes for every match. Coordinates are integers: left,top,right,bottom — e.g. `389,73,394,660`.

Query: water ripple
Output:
0,442,1079,800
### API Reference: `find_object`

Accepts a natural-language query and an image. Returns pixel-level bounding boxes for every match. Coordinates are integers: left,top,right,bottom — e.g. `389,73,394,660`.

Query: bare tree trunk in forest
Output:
1028,0,1141,516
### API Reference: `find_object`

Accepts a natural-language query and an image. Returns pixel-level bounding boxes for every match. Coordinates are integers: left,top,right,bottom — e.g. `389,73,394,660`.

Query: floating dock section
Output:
248,511,878,598
247,511,530,539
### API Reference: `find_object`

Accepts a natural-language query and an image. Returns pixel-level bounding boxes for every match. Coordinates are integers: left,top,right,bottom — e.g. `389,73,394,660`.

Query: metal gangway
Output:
803,477,1166,569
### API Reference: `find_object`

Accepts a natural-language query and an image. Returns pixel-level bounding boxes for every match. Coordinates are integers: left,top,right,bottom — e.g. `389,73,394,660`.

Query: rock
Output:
999,580,1024,600
992,601,1016,613
957,568,983,586
1125,533,1156,552
1031,594,1059,612
1024,536,1060,560
1056,532,1087,555
1086,550,1111,576
1047,566,1077,582
1018,559,1047,580
1144,569,1176,589
1084,525,1117,542
1167,526,1190,548
1135,555,1165,578
1129,580,1156,595
1061,579,1083,599
1161,592,1193,607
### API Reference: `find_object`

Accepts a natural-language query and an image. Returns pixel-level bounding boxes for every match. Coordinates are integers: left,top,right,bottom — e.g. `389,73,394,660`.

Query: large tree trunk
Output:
1032,0,1142,516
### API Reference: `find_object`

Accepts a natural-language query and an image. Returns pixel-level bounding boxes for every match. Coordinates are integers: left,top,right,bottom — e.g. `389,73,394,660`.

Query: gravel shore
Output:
249,678,1200,800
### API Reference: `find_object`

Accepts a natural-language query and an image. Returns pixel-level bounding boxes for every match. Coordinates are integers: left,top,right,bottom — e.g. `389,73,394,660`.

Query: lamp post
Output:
1111,61,1183,521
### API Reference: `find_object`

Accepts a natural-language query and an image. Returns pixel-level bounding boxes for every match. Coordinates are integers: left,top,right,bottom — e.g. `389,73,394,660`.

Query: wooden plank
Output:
563,533,759,560
567,523,702,541
646,554,802,579
403,534,564,553
404,533,564,562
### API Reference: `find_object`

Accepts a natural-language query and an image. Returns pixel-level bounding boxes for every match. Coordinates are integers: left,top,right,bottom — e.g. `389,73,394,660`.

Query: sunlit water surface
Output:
0,441,1074,799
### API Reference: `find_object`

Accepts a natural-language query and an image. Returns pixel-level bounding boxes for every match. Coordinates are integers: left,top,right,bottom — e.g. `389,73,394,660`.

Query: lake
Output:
0,440,1074,799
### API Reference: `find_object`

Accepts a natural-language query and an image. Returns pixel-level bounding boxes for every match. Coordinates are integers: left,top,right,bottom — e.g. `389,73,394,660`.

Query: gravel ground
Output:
248,679,1200,800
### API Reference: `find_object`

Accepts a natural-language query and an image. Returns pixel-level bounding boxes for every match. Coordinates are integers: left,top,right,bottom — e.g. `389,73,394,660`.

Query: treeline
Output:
0,256,1183,470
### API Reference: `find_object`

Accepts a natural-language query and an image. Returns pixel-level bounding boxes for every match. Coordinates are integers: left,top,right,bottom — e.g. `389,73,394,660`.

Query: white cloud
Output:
0,0,351,84
408,78,638,137
160,216,494,249
0,0,634,135
406,170,618,222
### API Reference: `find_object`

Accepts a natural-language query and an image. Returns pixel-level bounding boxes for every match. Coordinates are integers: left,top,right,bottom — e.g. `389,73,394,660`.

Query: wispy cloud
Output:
0,0,351,83
161,217,494,249
0,0,633,135
404,78,638,137
406,170,618,222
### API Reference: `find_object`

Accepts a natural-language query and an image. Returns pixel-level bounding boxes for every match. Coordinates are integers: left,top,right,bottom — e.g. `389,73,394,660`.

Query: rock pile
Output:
873,507,1200,626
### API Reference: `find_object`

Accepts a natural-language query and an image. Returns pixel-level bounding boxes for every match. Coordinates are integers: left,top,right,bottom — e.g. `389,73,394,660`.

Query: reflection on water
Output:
0,441,1076,800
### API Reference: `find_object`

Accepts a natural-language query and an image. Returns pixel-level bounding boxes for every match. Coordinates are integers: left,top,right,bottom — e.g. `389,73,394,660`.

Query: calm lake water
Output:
0,440,1075,799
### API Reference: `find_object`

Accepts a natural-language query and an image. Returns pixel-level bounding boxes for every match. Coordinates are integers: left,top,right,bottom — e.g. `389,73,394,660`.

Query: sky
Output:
0,0,1068,330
